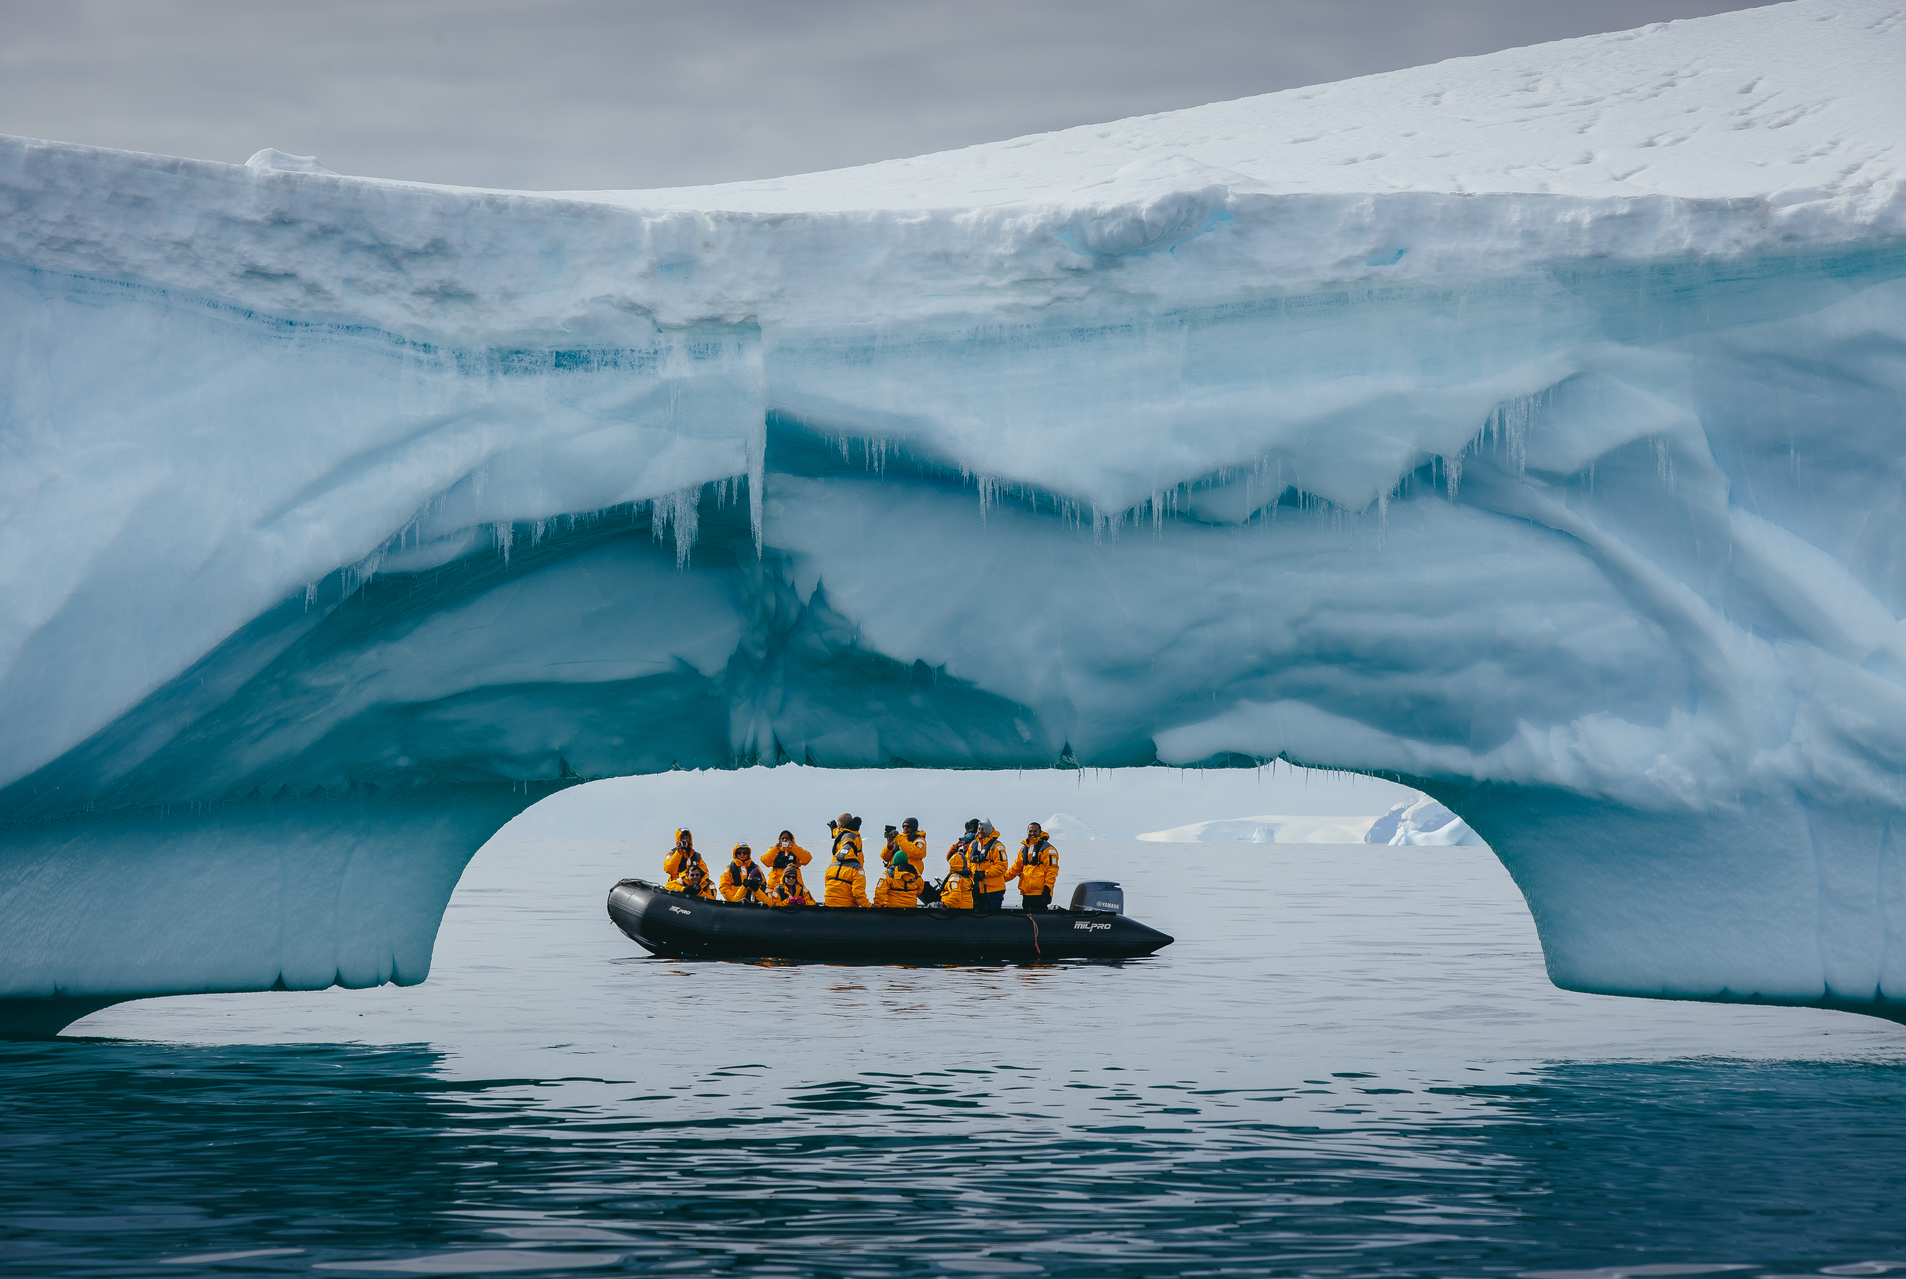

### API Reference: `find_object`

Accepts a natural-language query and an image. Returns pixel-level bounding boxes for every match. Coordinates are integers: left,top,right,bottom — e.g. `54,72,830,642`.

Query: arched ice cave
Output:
5,6,1906,1032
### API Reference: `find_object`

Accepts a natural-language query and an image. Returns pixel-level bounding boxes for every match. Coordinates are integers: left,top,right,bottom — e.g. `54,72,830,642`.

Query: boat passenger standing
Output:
771,862,815,905
899,818,927,869
763,830,811,878
946,819,979,879
663,829,716,900
824,816,869,908
874,849,924,907
1007,823,1060,911
971,820,1011,911
720,843,770,904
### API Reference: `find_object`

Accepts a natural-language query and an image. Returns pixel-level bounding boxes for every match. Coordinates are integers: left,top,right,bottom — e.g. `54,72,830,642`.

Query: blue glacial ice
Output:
3,0,1906,1030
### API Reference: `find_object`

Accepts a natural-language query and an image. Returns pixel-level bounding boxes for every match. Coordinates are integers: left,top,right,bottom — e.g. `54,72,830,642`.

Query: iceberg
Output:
4,0,1906,1031
1138,815,1382,844
1366,798,1487,847
1136,797,1484,844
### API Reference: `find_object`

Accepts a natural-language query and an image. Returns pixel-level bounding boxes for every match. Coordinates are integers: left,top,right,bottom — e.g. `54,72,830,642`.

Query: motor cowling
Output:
1069,881,1123,914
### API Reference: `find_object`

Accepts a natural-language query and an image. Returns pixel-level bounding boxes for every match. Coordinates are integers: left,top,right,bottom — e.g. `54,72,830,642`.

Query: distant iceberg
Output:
1041,813,1106,842
1138,798,1483,846
1365,798,1485,847
1138,815,1380,844
4,0,1906,1030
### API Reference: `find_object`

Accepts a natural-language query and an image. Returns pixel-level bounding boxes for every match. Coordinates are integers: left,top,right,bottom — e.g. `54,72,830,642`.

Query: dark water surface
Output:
7,838,1906,1277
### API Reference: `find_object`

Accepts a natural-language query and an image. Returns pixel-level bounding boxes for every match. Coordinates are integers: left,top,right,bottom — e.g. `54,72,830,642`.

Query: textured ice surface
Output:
4,1,1906,1025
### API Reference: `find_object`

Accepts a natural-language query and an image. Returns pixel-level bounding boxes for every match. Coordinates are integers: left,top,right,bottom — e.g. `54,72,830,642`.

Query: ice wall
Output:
4,1,1906,1030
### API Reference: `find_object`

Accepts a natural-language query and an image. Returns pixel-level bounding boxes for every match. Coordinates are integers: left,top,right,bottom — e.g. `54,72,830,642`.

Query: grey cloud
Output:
0,0,1774,191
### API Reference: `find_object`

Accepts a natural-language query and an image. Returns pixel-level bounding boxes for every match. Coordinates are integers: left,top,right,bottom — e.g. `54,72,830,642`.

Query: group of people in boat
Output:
661,814,1061,911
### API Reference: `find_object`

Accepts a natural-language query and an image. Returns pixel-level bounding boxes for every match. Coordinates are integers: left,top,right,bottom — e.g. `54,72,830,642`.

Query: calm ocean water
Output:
6,834,1905,1277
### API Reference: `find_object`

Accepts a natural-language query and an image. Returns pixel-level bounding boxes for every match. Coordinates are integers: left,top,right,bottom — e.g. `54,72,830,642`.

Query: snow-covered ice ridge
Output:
3,1,1906,1031
1140,798,1484,845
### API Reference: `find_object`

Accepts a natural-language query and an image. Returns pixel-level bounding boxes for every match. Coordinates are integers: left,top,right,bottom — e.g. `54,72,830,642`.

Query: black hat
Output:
964,818,980,834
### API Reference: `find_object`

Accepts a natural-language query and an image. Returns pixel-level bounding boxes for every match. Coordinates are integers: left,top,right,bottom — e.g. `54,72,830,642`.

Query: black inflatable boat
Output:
606,879,1174,962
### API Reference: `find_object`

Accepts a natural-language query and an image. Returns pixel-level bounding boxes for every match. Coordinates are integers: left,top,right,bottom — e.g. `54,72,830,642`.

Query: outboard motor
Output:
1069,881,1124,914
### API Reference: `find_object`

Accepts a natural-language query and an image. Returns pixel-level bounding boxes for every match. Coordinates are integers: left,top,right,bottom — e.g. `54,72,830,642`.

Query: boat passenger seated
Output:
873,850,924,907
763,830,811,876
1007,822,1060,912
937,862,975,910
720,843,771,904
770,862,815,906
663,829,717,900
824,815,869,908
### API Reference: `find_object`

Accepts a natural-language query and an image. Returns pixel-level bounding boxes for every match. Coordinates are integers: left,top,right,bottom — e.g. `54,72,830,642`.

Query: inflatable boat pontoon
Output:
606,879,1173,962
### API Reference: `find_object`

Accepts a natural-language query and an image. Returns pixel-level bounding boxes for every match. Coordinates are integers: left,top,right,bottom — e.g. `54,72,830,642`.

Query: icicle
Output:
304,581,317,612
493,522,514,565
1443,450,1464,501
661,485,700,568
747,418,766,556
1377,491,1389,549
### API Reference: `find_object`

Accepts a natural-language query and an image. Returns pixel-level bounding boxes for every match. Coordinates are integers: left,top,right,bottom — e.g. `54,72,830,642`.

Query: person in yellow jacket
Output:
937,860,975,910
823,821,869,908
763,830,811,879
719,843,771,904
873,849,924,907
770,862,815,906
663,829,716,899
1007,822,1060,911
970,819,1011,911
899,817,927,869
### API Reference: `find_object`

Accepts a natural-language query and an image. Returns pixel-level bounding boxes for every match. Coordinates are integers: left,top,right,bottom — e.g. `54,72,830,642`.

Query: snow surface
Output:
4,0,1906,1024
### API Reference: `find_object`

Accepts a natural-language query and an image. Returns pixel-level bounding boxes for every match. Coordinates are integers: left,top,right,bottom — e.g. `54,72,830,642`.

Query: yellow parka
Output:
824,855,869,908
769,872,815,906
720,853,771,904
874,866,924,907
946,838,975,879
1007,835,1059,894
663,839,716,898
882,830,928,867
938,869,974,909
763,839,812,876
971,831,1011,893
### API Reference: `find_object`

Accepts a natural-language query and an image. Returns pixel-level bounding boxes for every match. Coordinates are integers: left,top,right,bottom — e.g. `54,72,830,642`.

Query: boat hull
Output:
606,879,1173,962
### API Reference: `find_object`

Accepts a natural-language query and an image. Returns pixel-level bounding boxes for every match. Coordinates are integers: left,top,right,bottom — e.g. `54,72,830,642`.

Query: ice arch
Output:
6,1,1906,1033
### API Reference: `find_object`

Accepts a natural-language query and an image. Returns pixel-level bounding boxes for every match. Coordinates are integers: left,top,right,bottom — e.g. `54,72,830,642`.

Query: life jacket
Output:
874,866,924,907
971,833,1010,892
832,828,863,861
946,838,976,878
772,873,814,905
1012,836,1059,893
765,841,811,872
824,853,867,908
721,859,766,902
938,869,974,909
664,845,709,894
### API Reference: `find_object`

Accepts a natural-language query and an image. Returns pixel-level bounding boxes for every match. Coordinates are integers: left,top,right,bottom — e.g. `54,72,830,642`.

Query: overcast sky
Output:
1,0,1774,192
